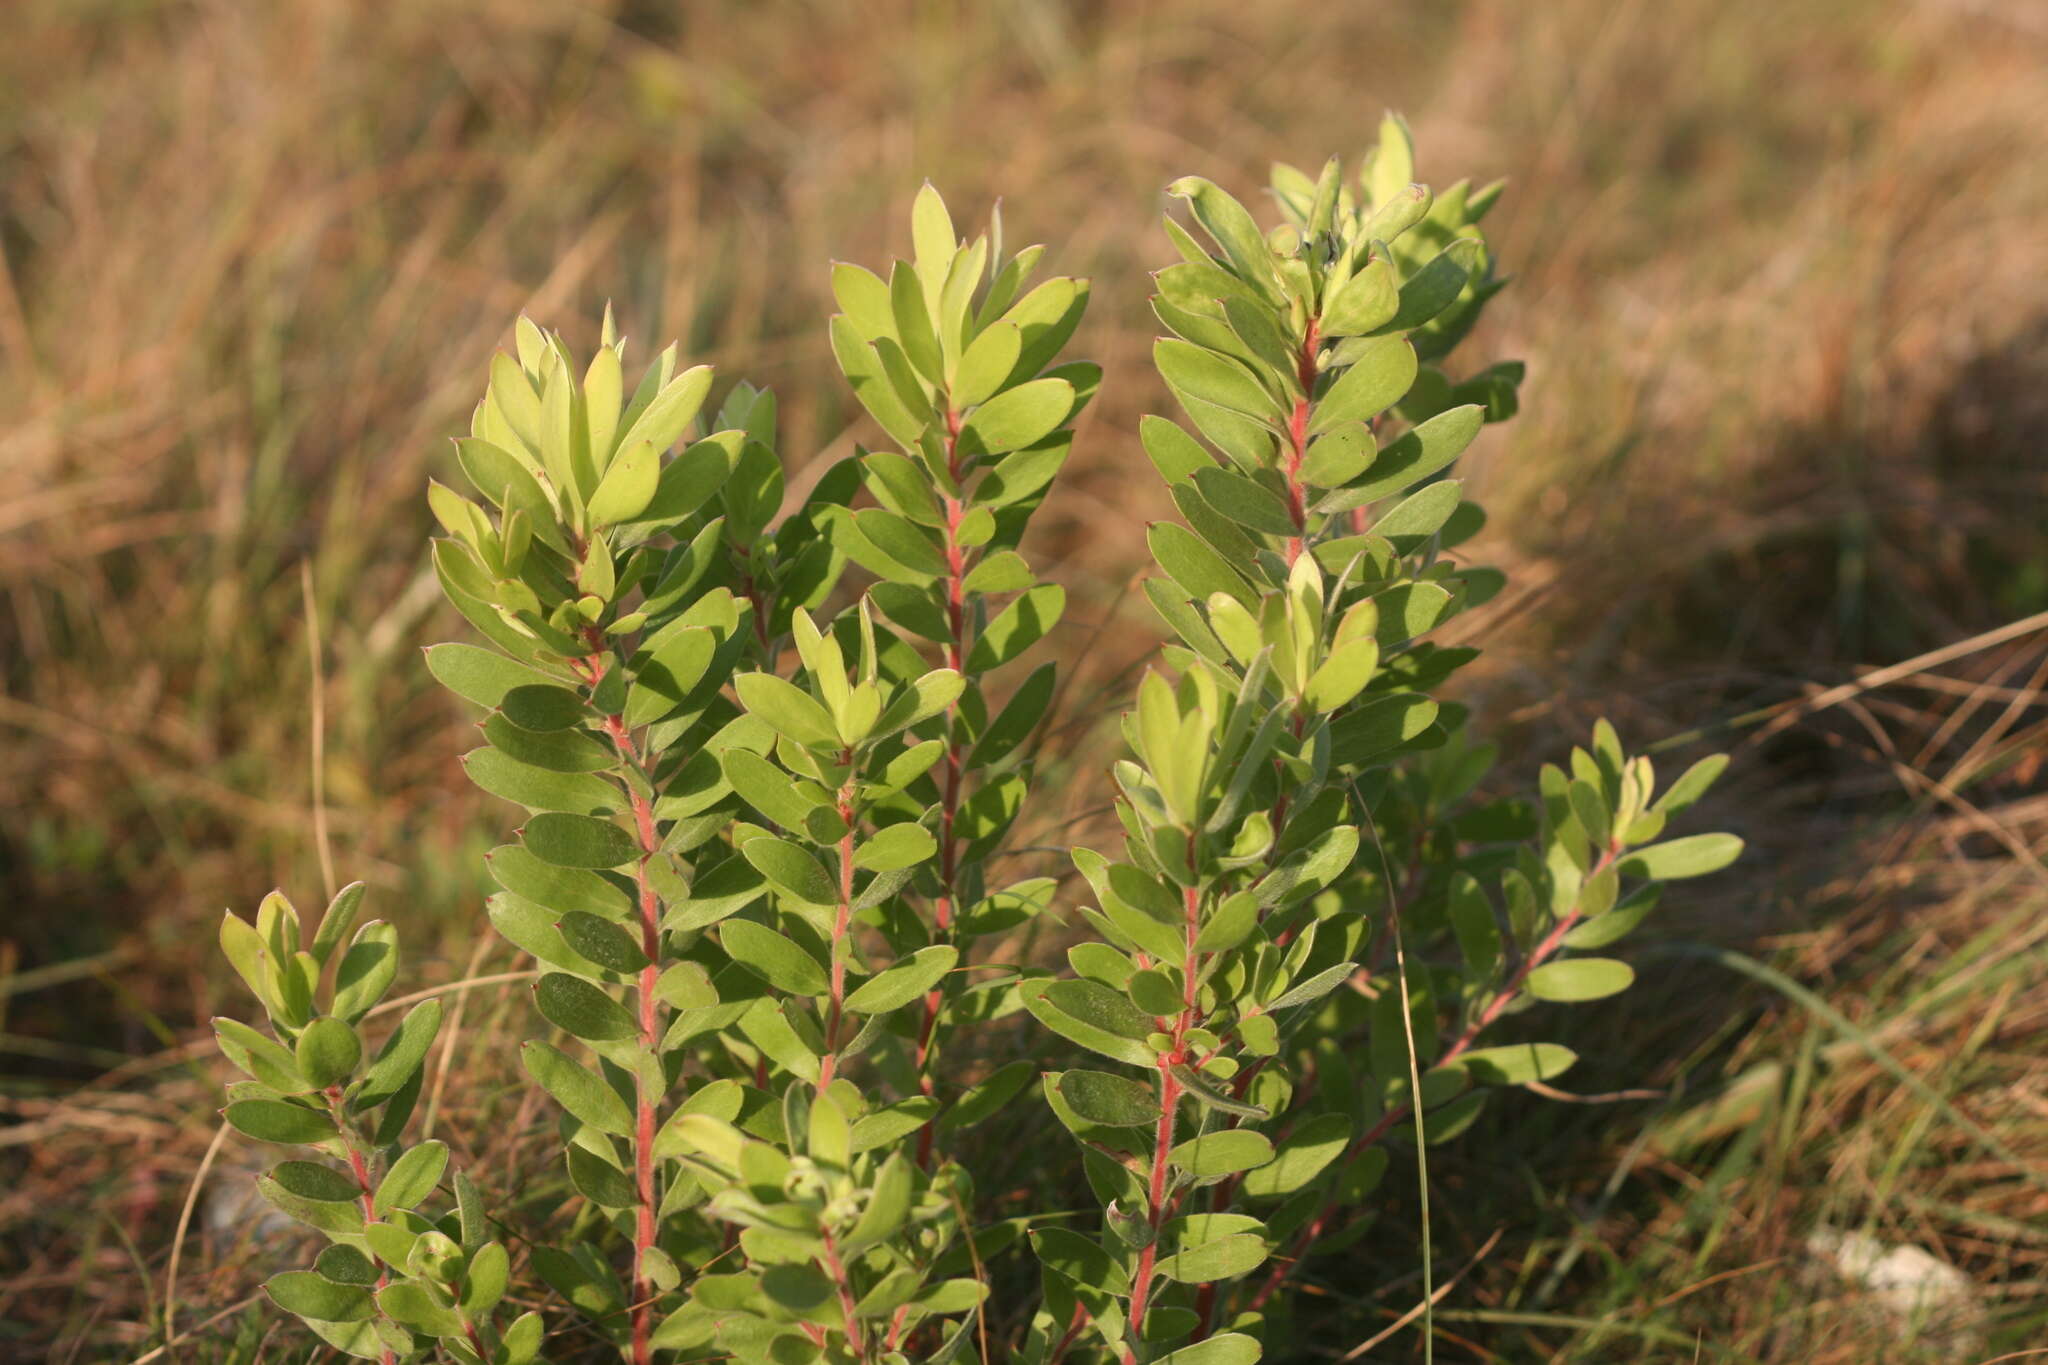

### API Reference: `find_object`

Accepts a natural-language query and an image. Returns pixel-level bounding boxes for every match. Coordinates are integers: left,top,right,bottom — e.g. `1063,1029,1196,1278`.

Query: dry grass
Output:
4,0,2047,1359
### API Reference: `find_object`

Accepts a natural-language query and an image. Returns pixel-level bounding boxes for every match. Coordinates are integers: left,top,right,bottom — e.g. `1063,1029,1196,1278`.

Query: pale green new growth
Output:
214,117,1736,1365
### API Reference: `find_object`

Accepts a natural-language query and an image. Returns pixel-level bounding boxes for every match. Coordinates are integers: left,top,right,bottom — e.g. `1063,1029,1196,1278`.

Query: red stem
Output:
586,647,662,1365
328,1089,398,1365
1122,878,1205,1363
821,1230,867,1360
1045,1299,1090,1365
629,846,659,1365
819,778,857,1092
916,408,971,1168
1281,321,1320,565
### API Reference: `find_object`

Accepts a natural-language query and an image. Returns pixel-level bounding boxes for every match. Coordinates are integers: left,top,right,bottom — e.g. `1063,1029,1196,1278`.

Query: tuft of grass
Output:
3,0,2045,1359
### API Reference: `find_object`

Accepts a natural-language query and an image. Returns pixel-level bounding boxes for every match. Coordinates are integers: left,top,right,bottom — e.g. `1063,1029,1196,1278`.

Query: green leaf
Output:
1167,177,1276,297
224,1100,338,1145
374,1141,448,1214
524,813,638,869
832,316,926,448
266,1160,360,1203
584,342,623,460
463,748,620,816
425,644,558,710
567,1144,639,1208
1149,522,1252,608
634,433,738,526
331,921,400,1023
1308,335,1416,434
358,999,444,1104
377,1281,466,1338
214,1017,307,1092
1126,968,1182,1016
854,823,937,872
827,1099,920,1159
218,911,279,1017
914,182,962,294
967,662,1056,770
624,626,717,727
1370,479,1462,550
481,713,611,773
558,911,649,973
844,945,955,1014
1155,1333,1263,1365
316,1245,380,1286
534,972,638,1041
1617,833,1743,881
586,438,659,526
1303,637,1379,712
734,673,839,751
1155,338,1280,422
1371,582,1454,646
1140,414,1214,485
1652,754,1729,816
1298,425,1375,488
853,507,947,578
523,1040,633,1135
1240,1111,1349,1198
721,919,830,995
1155,1232,1269,1283
960,377,1075,455
741,837,838,907
1565,886,1659,950
942,1058,1035,1131
873,668,964,737
914,1278,988,1317
1191,467,1294,536
462,1240,511,1315
1169,1129,1273,1178
891,260,944,383
1380,239,1477,333
453,438,560,538
965,584,1065,673
489,844,632,919
1265,961,1356,1011
266,1270,375,1324
614,364,714,460
1171,1065,1267,1120
1031,1225,1130,1295
1454,1042,1579,1086
1525,957,1635,1003
1319,253,1399,336
736,997,821,1083
1317,404,1483,512
1329,693,1439,768
1020,978,1157,1067
952,320,1022,408
721,748,818,831
1055,1069,1155,1127
832,262,896,342
499,684,587,732
293,1017,360,1089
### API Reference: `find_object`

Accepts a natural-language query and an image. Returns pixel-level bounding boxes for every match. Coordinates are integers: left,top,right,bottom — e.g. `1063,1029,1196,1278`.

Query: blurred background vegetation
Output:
4,0,2047,1359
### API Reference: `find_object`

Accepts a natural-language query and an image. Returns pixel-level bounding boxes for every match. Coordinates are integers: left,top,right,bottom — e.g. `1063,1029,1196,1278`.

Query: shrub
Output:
212,117,1736,1364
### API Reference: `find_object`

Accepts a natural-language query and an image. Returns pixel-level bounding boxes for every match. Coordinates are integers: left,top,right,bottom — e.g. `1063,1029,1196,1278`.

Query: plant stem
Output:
1122,876,1205,1363
916,407,971,1167
819,779,857,1093
1280,321,1320,566
820,1230,867,1361
582,643,663,1365
326,1088,398,1365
